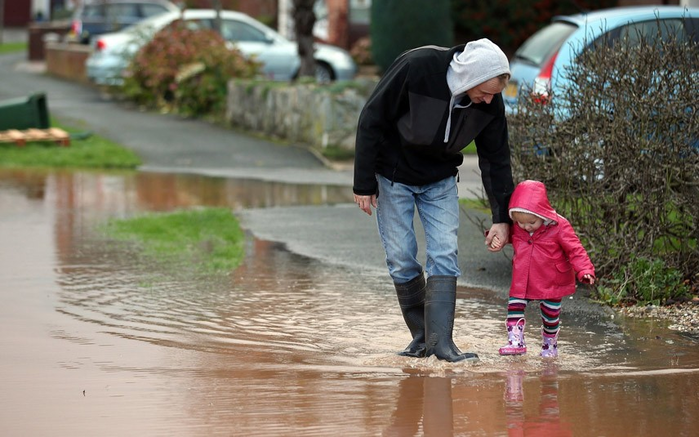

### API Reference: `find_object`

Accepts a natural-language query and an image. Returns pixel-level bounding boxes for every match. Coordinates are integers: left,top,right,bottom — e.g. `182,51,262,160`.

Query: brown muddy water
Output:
1,168,698,437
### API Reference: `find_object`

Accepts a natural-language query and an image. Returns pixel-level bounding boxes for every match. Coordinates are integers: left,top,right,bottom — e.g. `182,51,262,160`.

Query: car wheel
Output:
315,62,333,83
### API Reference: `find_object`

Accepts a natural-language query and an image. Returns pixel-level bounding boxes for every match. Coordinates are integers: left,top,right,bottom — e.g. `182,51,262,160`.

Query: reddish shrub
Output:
124,21,262,115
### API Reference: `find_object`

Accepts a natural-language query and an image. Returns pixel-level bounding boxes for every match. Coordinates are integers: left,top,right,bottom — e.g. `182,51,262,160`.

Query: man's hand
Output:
485,223,510,252
354,194,377,216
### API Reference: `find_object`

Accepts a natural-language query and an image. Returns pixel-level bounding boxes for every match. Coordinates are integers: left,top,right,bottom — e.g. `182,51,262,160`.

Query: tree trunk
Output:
292,0,316,79
211,0,222,35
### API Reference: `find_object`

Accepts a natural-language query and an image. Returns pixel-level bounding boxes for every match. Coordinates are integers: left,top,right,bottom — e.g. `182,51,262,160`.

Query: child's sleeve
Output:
559,221,595,282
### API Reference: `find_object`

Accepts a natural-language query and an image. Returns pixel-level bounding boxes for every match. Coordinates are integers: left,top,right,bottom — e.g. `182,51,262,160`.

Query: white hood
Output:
443,38,510,142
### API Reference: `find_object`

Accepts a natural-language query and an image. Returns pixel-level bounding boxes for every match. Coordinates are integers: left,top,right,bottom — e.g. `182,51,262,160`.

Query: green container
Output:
0,93,50,130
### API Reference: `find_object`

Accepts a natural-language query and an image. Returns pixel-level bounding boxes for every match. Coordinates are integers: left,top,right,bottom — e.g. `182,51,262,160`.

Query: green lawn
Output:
101,208,246,275
0,42,27,54
0,119,142,169
459,197,490,212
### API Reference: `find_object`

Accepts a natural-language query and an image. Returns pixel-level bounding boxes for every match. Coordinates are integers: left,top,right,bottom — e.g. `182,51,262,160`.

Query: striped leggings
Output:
506,297,562,335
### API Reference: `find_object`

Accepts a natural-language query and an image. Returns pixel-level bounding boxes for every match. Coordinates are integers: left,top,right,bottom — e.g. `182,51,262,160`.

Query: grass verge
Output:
0,119,142,169
459,197,490,212
0,42,27,55
101,208,245,275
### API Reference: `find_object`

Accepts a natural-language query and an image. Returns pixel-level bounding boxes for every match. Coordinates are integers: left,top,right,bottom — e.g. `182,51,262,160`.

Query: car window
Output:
221,20,268,43
618,19,687,46
513,22,577,66
185,19,211,31
107,4,140,20
82,5,105,18
123,11,177,34
683,17,699,44
160,18,211,33
141,4,170,17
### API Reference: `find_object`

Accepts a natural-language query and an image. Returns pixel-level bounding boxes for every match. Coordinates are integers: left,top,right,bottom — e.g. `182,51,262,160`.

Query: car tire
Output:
314,62,333,83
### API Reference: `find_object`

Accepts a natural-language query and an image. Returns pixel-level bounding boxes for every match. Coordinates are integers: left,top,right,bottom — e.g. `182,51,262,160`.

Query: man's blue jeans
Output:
376,174,461,283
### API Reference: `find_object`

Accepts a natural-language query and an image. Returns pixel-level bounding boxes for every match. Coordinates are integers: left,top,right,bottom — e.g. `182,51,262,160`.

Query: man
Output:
353,39,514,362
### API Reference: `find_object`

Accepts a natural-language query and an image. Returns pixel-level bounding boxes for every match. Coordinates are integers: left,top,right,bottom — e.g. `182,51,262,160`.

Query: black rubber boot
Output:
424,275,479,362
395,273,426,357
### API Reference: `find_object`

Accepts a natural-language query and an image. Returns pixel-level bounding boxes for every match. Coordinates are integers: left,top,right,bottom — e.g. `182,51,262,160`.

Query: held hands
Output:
485,223,510,252
354,194,377,216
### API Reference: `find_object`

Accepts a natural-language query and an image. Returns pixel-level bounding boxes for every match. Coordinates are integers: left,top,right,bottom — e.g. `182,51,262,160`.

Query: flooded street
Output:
1,168,698,436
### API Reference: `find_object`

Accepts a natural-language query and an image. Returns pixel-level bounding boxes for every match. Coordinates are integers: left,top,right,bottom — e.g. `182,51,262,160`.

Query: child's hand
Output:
484,224,509,252
582,274,595,285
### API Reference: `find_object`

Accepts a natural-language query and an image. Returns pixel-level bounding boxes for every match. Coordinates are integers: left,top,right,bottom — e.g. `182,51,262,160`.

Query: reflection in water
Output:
1,168,699,436
503,364,572,436
383,375,457,436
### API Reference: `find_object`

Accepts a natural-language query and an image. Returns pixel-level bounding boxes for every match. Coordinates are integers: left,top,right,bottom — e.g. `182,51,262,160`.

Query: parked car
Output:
85,9,358,85
504,5,699,115
68,0,180,44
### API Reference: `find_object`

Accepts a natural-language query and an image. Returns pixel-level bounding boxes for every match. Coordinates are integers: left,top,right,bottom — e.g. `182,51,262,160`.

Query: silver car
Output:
86,9,358,85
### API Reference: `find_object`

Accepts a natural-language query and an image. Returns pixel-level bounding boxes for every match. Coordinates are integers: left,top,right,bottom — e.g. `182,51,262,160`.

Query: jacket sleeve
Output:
558,220,596,281
353,56,411,195
474,94,514,224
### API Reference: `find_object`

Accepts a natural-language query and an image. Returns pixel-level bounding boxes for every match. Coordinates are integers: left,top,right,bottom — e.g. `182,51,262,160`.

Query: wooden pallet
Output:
0,128,71,147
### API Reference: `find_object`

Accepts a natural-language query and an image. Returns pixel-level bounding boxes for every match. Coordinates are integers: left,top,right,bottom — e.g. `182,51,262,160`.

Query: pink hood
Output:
508,180,557,222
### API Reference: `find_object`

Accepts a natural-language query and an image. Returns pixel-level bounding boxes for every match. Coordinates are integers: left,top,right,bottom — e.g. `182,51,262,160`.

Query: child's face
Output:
512,212,544,233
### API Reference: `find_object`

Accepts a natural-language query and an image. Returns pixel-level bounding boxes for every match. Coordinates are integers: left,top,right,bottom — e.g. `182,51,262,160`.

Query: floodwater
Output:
1,168,698,437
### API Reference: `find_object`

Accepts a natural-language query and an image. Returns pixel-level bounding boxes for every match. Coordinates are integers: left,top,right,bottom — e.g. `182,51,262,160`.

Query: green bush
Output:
123,21,262,116
595,257,690,306
371,0,453,73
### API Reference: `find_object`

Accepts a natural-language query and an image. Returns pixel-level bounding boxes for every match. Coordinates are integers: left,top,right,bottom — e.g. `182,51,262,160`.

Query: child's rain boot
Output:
541,330,559,358
499,319,527,355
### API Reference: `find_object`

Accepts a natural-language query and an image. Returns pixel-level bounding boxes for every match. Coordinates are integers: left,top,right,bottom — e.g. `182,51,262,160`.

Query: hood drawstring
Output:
443,97,472,143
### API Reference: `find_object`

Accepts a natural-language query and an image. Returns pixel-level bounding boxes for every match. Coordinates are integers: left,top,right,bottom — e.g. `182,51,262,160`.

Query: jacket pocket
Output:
554,261,573,285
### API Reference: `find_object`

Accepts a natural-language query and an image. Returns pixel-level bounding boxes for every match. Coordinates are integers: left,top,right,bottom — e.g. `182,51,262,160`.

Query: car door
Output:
220,18,300,81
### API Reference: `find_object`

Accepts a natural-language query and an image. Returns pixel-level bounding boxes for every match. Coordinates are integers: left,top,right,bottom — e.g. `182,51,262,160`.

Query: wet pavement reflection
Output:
1,168,698,436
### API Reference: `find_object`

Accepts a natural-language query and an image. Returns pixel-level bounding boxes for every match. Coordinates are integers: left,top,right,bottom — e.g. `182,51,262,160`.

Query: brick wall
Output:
45,42,92,84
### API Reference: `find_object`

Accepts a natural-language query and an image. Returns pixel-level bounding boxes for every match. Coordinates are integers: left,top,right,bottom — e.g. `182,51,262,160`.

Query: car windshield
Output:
513,21,577,66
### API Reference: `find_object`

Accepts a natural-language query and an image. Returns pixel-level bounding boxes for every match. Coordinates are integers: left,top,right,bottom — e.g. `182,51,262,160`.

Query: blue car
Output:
504,6,699,115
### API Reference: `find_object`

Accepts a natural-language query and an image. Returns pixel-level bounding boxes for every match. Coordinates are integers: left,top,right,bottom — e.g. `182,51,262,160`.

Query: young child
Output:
490,180,595,358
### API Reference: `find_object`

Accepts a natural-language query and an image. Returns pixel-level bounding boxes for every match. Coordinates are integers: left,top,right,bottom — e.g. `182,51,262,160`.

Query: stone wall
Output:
225,79,378,153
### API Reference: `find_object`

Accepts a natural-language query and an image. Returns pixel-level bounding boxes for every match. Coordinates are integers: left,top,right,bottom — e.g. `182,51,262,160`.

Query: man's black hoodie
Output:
353,41,514,224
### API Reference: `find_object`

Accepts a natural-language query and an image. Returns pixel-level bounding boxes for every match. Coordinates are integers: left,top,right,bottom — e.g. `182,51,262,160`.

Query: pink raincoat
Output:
508,180,595,300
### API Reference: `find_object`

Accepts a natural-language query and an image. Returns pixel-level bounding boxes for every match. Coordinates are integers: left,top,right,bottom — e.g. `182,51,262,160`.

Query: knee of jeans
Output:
426,254,460,277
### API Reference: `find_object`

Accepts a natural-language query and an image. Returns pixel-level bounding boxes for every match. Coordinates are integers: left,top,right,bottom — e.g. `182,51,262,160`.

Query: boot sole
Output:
499,348,527,356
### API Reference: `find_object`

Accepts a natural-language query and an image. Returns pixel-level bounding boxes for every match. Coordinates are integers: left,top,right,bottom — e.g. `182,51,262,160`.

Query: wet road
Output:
1,50,699,436
1,169,698,436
